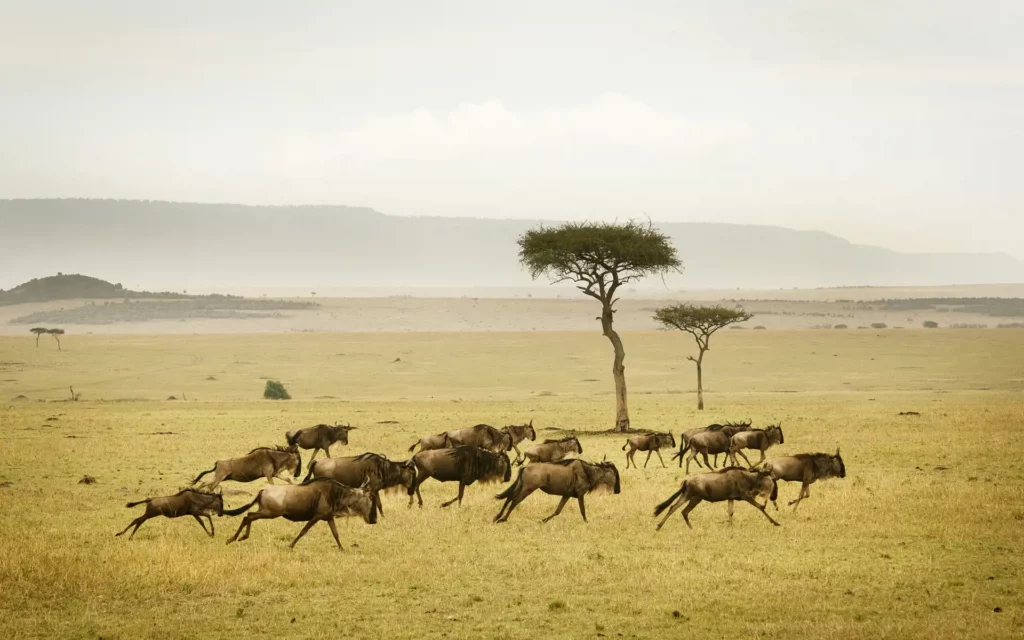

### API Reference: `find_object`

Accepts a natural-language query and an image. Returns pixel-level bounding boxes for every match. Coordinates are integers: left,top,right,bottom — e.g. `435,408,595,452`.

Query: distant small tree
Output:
263,380,291,400
871,323,888,329
30,327,48,346
518,221,681,431
46,328,65,350
653,304,753,410
922,320,939,329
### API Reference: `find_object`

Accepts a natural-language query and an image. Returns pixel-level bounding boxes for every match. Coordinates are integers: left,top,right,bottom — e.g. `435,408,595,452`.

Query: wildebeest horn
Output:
528,419,533,427
602,454,607,462
835,447,840,456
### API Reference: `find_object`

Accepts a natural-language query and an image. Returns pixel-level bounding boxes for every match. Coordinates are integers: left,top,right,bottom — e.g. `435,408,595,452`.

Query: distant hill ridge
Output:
1,199,1022,289
0,273,200,306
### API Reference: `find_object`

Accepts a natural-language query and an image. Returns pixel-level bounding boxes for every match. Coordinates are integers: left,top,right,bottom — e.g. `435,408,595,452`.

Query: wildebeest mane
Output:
543,436,576,444
173,487,221,497
247,445,294,454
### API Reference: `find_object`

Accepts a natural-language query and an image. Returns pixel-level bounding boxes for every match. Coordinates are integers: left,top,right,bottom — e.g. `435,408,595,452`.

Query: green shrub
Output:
922,320,939,329
263,380,291,400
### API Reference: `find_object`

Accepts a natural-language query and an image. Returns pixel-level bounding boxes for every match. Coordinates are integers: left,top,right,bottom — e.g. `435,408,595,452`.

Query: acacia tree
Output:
46,328,65,351
518,221,681,432
653,304,752,410
30,327,48,347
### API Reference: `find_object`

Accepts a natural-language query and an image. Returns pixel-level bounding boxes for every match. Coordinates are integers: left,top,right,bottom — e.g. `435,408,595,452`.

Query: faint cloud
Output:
337,94,749,160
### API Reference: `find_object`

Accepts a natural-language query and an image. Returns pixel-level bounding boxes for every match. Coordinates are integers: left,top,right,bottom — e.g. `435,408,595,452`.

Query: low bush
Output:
263,380,291,400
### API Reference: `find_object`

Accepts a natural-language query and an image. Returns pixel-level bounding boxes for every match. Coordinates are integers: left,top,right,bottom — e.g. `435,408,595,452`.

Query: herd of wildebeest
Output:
116,419,846,548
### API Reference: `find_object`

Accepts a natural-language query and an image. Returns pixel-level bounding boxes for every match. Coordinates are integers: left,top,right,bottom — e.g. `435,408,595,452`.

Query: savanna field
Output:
1,329,1023,639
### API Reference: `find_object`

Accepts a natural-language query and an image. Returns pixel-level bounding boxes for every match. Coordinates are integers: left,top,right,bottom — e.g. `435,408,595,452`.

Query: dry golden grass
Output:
1,330,1023,639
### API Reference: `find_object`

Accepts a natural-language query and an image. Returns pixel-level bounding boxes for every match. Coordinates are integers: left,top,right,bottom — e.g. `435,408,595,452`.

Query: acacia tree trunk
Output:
600,303,630,432
52,335,61,351
695,350,705,410
35,334,40,347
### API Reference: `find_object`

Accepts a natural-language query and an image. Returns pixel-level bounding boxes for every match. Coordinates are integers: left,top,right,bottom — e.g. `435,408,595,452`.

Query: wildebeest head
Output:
750,470,776,503
389,459,418,490
333,422,355,445
833,448,846,478
190,489,224,516
597,461,620,494
334,478,378,524
663,432,677,449
284,445,303,478
526,419,536,441
767,423,784,445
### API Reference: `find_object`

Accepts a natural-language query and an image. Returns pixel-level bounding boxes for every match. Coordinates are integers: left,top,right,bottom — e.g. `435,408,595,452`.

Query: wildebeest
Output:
192,445,302,490
224,477,377,549
408,431,449,453
115,489,224,540
622,432,676,468
502,420,537,461
304,452,417,515
494,458,620,523
728,423,784,466
673,421,752,468
520,437,582,464
758,449,846,510
443,424,513,453
653,467,780,530
285,423,355,460
408,446,512,508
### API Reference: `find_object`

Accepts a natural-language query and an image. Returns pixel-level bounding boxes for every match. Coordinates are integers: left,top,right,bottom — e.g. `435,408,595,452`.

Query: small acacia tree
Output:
653,304,752,410
30,327,48,347
46,328,65,350
518,221,681,431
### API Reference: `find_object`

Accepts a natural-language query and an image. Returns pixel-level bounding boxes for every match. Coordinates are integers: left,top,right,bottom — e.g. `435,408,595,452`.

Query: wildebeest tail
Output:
621,440,629,451
192,465,216,485
653,482,686,517
674,443,690,467
302,459,318,483
407,440,419,453
223,492,261,516
368,493,378,524
125,498,150,508
496,468,524,500
770,479,778,502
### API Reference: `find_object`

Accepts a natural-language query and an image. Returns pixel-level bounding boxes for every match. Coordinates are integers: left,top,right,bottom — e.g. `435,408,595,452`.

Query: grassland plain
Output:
1,330,1023,639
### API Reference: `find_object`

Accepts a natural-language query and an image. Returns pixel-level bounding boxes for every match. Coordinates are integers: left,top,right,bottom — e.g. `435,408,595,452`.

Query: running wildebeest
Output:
115,489,224,540
673,421,753,469
192,445,302,490
728,423,785,466
304,452,417,515
622,432,676,469
494,458,620,523
224,477,377,549
758,449,846,511
408,431,449,453
521,436,582,464
444,423,513,454
502,420,537,461
408,446,512,508
285,422,355,460
653,467,780,530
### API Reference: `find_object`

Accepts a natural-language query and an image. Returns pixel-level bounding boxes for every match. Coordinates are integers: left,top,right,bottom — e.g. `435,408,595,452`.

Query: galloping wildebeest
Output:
622,432,676,469
224,477,377,549
285,423,355,460
728,423,784,466
758,449,845,510
192,445,302,490
408,431,449,453
502,420,537,461
653,467,780,530
673,421,752,469
493,458,620,523
115,489,224,540
408,446,512,508
443,424,512,453
304,452,417,515
521,437,582,464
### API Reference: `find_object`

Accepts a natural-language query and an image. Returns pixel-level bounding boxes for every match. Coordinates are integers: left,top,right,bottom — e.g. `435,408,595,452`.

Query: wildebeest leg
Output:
727,500,734,522
192,515,213,537
744,498,781,526
229,511,272,544
496,487,537,523
115,515,149,538
685,450,698,475
577,494,587,522
757,449,766,464
701,451,711,469
541,496,571,523
655,496,689,530
415,484,424,508
625,448,635,469
680,498,702,529
655,450,666,468
289,519,320,549
441,483,465,508
325,517,343,550
789,483,810,510
207,515,216,536
643,450,653,468
736,449,753,468
712,454,719,468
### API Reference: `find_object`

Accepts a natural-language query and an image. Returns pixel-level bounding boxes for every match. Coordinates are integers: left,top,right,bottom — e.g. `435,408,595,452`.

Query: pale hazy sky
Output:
1,1,1022,257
